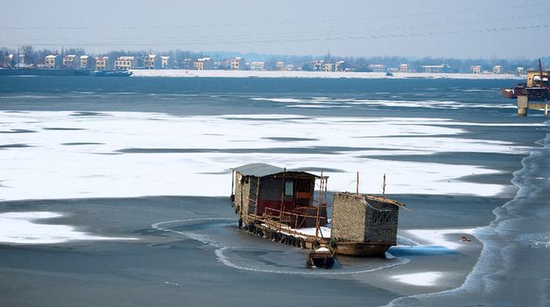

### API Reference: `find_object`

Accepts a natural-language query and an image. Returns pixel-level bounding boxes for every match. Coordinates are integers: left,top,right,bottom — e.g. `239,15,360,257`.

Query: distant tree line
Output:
1,45,548,73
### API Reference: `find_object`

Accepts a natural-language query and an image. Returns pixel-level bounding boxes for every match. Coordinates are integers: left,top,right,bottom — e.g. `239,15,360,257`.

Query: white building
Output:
516,67,524,75
95,56,112,70
369,64,386,72
194,57,214,70
231,57,246,70
62,55,78,69
399,64,409,73
79,55,94,69
471,65,482,74
322,63,334,72
421,65,445,73
493,65,502,74
335,61,346,72
45,55,61,69
250,62,265,71
161,56,170,69
144,55,162,69
114,56,137,70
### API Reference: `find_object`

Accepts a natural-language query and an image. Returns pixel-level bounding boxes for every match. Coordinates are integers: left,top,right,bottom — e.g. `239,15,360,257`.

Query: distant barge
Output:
0,68,133,77
90,70,133,77
0,68,90,76
230,163,407,258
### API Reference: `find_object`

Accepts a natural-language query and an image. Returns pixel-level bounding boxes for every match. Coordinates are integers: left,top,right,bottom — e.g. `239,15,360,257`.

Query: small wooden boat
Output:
306,247,335,269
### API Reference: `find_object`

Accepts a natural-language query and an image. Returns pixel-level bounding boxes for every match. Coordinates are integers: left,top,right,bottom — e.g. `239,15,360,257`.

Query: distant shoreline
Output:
130,69,523,80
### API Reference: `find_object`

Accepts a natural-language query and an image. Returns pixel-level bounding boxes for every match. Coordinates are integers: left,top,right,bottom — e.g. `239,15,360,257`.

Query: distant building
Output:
194,57,214,70
369,64,386,73
399,64,409,73
79,55,95,69
276,61,285,71
114,56,137,70
231,57,246,70
45,55,61,69
335,61,347,72
144,55,161,69
2,54,15,68
250,62,265,71
95,56,112,70
322,63,333,72
471,65,482,74
310,60,324,71
493,65,502,74
420,65,446,73
516,67,524,75
285,64,295,71
161,56,170,69
62,55,79,69
182,58,194,70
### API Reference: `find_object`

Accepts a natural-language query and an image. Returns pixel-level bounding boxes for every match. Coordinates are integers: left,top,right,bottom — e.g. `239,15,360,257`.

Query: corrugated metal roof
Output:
233,163,284,177
233,163,321,178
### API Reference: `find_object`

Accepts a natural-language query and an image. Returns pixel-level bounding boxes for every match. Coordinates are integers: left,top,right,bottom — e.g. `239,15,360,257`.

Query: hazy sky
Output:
2,0,550,58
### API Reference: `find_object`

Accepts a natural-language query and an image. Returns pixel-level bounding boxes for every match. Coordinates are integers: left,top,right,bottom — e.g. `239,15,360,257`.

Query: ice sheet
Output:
0,111,527,201
0,211,136,244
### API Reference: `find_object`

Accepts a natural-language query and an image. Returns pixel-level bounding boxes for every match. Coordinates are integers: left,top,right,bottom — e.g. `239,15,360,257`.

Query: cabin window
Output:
284,181,294,197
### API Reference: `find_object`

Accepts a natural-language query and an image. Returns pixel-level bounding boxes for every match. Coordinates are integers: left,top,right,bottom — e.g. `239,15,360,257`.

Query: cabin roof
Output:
233,163,319,178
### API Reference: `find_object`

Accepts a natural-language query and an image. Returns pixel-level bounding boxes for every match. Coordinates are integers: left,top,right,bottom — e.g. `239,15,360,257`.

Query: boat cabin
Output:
527,70,549,88
331,192,404,256
231,163,327,228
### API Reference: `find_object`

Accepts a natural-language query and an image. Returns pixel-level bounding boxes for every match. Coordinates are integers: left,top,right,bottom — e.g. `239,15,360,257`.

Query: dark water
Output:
0,76,530,119
0,76,549,306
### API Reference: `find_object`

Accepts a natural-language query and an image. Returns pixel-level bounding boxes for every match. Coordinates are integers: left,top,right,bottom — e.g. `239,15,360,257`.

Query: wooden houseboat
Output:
230,163,407,258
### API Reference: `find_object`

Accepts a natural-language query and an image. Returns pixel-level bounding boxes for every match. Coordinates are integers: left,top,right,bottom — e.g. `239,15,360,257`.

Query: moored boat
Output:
307,247,335,269
230,163,408,260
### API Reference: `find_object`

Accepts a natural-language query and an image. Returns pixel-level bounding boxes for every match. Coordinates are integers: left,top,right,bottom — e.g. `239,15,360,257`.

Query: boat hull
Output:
501,86,550,101
334,242,394,257
0,68,90,76
91,70,133,77
307,251,335,269
238,220,394,257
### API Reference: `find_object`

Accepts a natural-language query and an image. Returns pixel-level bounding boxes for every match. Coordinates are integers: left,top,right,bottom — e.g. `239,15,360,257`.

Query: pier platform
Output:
517,95,549,116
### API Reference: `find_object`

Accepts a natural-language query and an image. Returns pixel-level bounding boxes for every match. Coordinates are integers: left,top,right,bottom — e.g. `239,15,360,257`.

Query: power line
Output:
2,1,549,31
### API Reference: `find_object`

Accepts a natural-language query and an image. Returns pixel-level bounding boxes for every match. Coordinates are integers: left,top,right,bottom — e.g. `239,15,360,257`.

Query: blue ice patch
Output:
388,245,455,256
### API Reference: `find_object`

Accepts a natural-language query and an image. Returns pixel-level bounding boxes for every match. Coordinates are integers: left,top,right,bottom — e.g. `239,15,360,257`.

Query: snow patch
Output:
130,69,522,80
391,272,443,286
0,211,136,244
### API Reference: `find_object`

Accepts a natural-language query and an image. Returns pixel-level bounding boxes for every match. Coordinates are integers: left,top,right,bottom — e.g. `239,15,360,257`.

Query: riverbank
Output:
130,69,522,80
